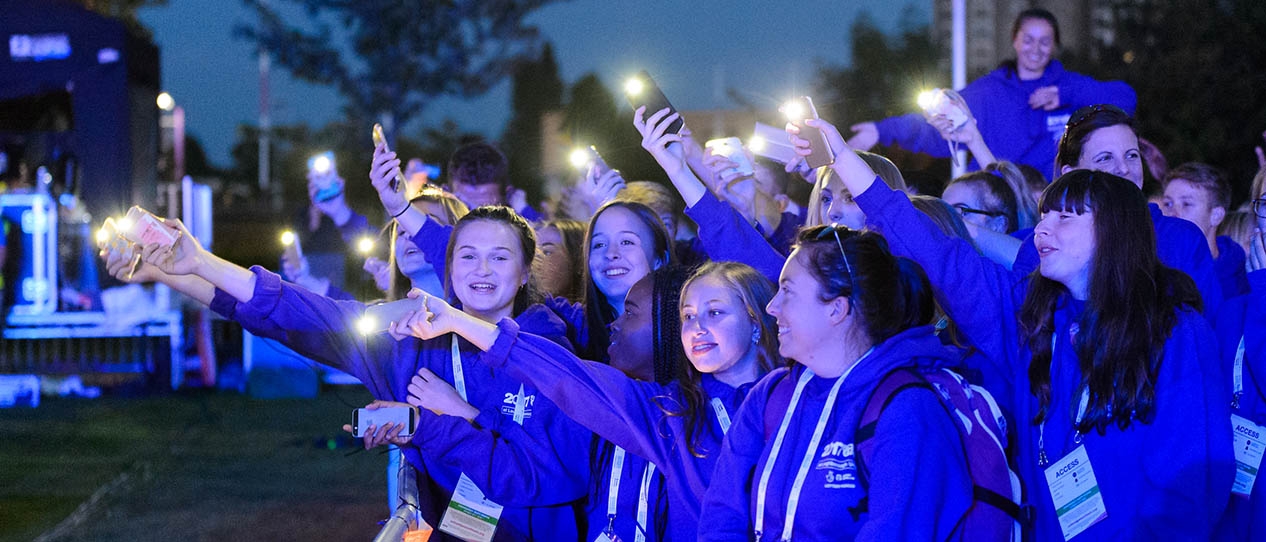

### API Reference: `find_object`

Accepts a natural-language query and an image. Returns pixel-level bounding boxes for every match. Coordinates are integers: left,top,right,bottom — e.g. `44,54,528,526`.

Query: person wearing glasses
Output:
1007,104,1224,316
941,162,1040,236
845,8,1136,176
788,116,1233,540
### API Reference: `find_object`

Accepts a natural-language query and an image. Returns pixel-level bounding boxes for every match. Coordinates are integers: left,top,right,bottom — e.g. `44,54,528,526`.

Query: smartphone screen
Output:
352,406,415,437
782,96,835,169
705,137,756,177
751,122,801,165
625,70,683,134
358,297,426,335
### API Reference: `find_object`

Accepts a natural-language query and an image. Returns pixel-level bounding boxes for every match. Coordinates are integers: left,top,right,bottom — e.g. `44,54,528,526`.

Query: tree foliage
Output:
1085,0,1266,204
235,0,560,140
503,43,564,201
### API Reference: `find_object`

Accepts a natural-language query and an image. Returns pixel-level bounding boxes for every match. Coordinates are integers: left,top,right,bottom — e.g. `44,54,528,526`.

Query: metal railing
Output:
372,458,422,542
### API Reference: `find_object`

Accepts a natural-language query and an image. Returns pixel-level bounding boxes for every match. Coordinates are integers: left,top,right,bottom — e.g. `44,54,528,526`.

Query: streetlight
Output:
158,91,185,182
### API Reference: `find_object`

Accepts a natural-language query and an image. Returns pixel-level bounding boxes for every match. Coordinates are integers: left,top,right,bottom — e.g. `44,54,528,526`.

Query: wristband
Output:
391,204,410,219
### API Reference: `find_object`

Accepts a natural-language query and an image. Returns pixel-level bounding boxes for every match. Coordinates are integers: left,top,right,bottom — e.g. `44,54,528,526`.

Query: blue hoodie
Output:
1216,236,1250,300
855,180,1234,541
209,266,590,541
1214,269,1266,541
1013,203,1223,317
699,326,973,541
683,189,788,285
480,318,752,542
874,60,1136,177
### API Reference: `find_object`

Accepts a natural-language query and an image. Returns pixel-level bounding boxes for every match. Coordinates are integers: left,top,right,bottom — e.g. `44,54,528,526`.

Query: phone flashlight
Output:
624,77,645,96
748,135,767,153
116,217,134,233
782,100,807,122
95,226,111,246
309,152,334,175
356,315,378,336
569,148,593,170
357,237,375,255
917,90,937,111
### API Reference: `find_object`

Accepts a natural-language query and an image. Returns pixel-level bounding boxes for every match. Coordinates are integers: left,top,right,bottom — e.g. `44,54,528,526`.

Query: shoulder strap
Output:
762,369,796,439
853,367,933,492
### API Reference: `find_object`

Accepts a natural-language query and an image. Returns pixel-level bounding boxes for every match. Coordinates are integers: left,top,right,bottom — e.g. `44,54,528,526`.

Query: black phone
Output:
782,96,836,169
352,406,415,438
625,70,683,134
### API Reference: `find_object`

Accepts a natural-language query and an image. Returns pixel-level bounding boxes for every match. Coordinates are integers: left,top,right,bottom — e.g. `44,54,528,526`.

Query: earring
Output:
752,327,761,344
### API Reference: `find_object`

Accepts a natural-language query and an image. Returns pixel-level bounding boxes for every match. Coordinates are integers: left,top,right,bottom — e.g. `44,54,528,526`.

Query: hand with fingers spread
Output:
370,143,409,217
408,367,480,421
845,122,879,151
341,400,417,449
633,106,688,178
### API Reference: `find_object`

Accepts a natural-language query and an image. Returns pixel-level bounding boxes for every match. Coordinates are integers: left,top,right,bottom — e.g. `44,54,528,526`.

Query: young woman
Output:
1006,105,1223,315
942,163,1039,235
847,8,1137,176
699,226,974,540
789,116,1234,540
117,206,591,541
1213,183,1266,541
532,218,585,303
391,262,781,541
384,187,469,299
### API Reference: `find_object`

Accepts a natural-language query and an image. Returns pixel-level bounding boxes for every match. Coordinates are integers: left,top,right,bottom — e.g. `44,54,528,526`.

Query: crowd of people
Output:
96,8,1264,542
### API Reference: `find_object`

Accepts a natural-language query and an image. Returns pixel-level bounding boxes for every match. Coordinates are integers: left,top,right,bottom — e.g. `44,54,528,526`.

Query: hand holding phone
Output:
918,89,970,131
781,96,835,169
705,137,756,178
624,71,683,134
372,124,405,193
750,122,801,165
351,405,416,439
118,206,181,250
357,296,427,335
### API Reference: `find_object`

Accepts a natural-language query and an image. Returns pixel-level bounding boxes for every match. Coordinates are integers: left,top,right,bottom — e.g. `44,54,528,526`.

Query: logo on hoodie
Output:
501,386,535,422
816,441,857,489
1047,113,1071,140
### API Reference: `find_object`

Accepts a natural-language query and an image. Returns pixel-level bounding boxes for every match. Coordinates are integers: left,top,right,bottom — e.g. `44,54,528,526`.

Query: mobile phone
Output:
918,89,969,131
705,137,756,177
750,122,801,165
624,70,683,134
280,229,304,260
357,297,427,335
352,406,416,438
119,206,181,249
308,152,343,203
372,124,405,193
781,96,835,169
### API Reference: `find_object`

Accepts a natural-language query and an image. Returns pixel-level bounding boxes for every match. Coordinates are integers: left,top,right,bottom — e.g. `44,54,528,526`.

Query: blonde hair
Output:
806,151,907,227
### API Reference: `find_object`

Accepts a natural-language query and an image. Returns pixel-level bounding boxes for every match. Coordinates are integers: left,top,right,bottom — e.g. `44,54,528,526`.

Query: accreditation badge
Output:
1043,445,1107,540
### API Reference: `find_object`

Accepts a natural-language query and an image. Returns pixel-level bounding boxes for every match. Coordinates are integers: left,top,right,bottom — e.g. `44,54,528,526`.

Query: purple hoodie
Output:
1214,269,1266,541
875,60,1136,177
481,317,752,542
210,266,589,541
683,189,787,284
855,180,1234,541
699,325,974,541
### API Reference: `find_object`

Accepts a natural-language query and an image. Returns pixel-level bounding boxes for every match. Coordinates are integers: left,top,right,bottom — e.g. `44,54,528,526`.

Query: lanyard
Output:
451,335,467,401
1038,328,1088,467
754,357,864,541
1233,335,1246,410
605,445,654,542
711,397,732,434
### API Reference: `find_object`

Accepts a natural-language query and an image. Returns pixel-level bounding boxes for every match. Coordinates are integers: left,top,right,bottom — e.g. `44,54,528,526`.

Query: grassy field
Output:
0,387,394,542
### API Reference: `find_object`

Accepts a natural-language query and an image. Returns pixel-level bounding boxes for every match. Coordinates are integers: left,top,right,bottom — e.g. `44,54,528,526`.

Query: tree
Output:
69,0,167,39
503,43,564,203
1085,0,1266,205
235,0,560,142
560,73,665,184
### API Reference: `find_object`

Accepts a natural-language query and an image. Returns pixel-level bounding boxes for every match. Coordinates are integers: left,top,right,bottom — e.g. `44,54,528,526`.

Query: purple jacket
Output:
1214,269,1266,541
700,326,973,541
856,180,1234,541
481,317,752,542
875,60,1136,176
210,266,589,541
684,189,787,284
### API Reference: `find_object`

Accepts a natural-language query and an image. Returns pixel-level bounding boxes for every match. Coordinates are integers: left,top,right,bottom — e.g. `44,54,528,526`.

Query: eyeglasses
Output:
814,224,856,307
1253,198,1266,219
952,203,1006,218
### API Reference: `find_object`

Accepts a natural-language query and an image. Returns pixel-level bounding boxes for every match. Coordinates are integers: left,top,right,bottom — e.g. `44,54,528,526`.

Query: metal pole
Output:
951,0,967,177
259,50,273,208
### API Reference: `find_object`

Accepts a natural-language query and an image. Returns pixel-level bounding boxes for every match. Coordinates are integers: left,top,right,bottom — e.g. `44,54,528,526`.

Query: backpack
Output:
763,366,1027,541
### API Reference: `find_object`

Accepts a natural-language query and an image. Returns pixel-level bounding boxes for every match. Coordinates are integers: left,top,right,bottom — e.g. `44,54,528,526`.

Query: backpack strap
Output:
762,369,796,439
853,367,933,493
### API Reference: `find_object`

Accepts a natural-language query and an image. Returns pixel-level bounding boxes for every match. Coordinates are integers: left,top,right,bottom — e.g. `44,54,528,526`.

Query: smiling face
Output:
588,206,659,307
943,182,1006,233
1012,17,1056,78
394,232,431,278
1033,206,1097,299
1063,124,1144,188
449,220,529,321
607,276,655,381
765,250,839,364
680,274,758,384
818,173,865,229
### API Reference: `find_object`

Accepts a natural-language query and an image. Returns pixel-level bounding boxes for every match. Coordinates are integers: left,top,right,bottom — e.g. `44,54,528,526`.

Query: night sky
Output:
138,0,929,167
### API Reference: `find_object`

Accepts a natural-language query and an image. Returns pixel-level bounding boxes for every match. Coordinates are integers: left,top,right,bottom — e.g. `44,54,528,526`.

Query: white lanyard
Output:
1038,330,1088,467
451,335,467,401
1233,335,1246,410
711,397,732,434
604,445,653,542
754,358,863,541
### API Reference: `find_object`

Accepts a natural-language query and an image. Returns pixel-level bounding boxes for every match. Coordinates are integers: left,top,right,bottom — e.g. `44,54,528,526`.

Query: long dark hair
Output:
795,226,935,346
1020,170,1201,434
999,8,1061,76
663,262,780,458
579,201,674,361
442,205,541,317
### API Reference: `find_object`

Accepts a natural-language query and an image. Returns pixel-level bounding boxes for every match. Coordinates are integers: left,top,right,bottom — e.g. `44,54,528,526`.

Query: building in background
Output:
931,0,1116,79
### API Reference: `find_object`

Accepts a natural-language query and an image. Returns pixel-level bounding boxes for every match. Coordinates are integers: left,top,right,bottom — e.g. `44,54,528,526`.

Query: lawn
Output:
0,387,393,542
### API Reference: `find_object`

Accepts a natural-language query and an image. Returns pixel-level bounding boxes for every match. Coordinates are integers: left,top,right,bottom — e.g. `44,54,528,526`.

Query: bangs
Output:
1039,172,1096,215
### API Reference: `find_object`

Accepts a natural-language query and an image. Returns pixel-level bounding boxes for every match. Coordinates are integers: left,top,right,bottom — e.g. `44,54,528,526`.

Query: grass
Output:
0,387,395,542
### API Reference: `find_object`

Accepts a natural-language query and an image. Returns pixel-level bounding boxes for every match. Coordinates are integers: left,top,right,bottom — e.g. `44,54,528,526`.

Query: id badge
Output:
440,473,503,542
1043,445,1108,540
1232,414,1265,498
